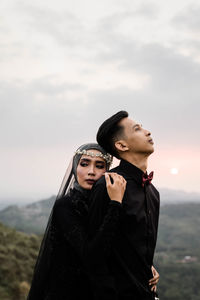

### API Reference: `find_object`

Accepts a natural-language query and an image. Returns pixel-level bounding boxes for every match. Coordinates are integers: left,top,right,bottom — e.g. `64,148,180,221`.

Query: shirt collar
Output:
119,159,145,185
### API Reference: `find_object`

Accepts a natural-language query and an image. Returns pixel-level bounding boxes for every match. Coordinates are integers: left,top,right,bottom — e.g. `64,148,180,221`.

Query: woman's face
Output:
76,149,107,190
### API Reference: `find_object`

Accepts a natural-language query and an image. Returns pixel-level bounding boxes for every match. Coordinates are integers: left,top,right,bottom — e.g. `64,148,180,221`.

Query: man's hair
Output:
96,110,129,158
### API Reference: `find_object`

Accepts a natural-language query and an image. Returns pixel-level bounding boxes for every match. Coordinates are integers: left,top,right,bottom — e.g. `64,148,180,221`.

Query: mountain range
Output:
0,196,55,234
0,188,199,235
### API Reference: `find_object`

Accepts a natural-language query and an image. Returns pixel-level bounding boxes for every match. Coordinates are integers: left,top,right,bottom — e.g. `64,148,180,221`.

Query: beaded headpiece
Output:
74,149,113,165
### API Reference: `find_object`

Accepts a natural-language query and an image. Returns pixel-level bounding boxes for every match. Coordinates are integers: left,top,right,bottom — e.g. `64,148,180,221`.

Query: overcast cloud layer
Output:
1,0,200,200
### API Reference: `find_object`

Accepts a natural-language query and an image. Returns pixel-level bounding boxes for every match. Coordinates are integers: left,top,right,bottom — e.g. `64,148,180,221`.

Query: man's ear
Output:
115,140,129,152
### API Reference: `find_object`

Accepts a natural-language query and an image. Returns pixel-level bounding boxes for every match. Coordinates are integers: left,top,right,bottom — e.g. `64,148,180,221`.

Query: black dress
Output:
27,188,122,300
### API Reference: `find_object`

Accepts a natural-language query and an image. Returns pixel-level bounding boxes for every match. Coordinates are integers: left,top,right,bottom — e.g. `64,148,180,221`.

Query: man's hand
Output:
149,266,159,292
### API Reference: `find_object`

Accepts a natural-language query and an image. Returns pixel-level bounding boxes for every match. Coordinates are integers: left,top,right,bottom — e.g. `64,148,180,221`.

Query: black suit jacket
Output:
87,159,160,300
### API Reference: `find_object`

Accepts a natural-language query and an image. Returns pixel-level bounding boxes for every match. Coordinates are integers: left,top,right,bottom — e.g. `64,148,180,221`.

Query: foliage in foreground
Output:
0,222,41,300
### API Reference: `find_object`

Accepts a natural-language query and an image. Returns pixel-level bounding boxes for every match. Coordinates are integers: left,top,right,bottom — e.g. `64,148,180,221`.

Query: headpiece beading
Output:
74,149,113,165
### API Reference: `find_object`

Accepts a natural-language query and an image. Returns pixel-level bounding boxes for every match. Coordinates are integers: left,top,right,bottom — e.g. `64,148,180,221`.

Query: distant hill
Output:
0,196,55,234
0,197,35,211
159,188,200,205
0,188,199,235
157,202,200,255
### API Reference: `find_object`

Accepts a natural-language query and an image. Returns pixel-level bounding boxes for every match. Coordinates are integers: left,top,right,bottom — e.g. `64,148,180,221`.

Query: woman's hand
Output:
149,266,159,292
105,172,127,203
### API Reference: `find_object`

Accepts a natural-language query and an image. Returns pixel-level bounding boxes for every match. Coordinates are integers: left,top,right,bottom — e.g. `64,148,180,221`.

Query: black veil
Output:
27,143,112,300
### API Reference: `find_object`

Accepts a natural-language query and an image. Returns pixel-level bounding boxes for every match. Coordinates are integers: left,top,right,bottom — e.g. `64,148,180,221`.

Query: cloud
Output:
84,37,200,147
172,4,200,33
1,37,200,149
14,2,86,49
170,4,200,61
0,77,90,148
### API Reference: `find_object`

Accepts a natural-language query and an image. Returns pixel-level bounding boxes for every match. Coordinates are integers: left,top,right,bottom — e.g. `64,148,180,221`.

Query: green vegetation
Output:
154,203,200,300
0,202,200,299
0,222,42,299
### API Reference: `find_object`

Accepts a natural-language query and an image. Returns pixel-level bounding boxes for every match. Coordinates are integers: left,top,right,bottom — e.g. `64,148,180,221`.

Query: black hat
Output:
96,110,128,157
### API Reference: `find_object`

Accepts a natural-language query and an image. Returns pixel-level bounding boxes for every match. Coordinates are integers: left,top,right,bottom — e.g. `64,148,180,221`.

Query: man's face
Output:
119,117,154,155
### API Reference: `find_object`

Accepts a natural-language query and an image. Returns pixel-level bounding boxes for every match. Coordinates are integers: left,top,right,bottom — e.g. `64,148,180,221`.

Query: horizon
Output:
1,186,200,208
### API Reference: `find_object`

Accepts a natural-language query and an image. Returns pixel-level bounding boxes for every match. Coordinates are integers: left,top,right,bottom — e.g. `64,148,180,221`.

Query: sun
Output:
170,168,179,175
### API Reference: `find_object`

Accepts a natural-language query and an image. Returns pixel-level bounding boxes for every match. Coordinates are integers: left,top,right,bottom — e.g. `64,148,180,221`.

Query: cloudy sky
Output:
1,0,200,202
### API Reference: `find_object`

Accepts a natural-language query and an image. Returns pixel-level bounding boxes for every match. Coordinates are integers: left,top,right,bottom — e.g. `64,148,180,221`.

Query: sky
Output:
1,0,200,202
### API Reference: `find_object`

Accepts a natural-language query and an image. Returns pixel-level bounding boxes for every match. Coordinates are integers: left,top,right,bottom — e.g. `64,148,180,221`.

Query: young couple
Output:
27,111,160,300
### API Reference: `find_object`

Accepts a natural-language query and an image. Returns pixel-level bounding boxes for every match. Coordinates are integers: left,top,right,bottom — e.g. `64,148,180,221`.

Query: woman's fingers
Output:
149,278,159,285
149,266,159,293
151,285,157,292
108,173,126,186
105,173,126,203
149,273,159,282
149,276,159,285
105,172,111,186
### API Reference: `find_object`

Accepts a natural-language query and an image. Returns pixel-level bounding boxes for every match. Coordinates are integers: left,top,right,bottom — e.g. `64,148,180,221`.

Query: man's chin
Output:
146,147,154,155
150,147,154,153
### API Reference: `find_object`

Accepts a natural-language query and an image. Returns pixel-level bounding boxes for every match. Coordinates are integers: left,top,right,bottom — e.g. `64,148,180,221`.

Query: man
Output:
87,111,160,300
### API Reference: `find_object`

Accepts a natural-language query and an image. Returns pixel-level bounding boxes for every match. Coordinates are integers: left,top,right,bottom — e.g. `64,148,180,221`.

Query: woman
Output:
27,143,126,300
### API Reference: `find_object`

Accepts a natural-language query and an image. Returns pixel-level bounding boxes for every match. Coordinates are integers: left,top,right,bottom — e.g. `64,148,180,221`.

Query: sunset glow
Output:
170,168,179,175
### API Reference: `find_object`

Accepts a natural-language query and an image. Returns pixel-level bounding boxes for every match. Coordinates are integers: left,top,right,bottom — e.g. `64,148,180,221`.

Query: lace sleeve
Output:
86,181,121,300
53,196,87,258
88,200,122,258
54,188,122,260
87,179,123,261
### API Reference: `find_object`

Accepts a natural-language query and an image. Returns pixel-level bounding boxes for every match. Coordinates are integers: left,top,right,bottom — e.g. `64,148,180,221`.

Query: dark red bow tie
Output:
142,171,154,187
